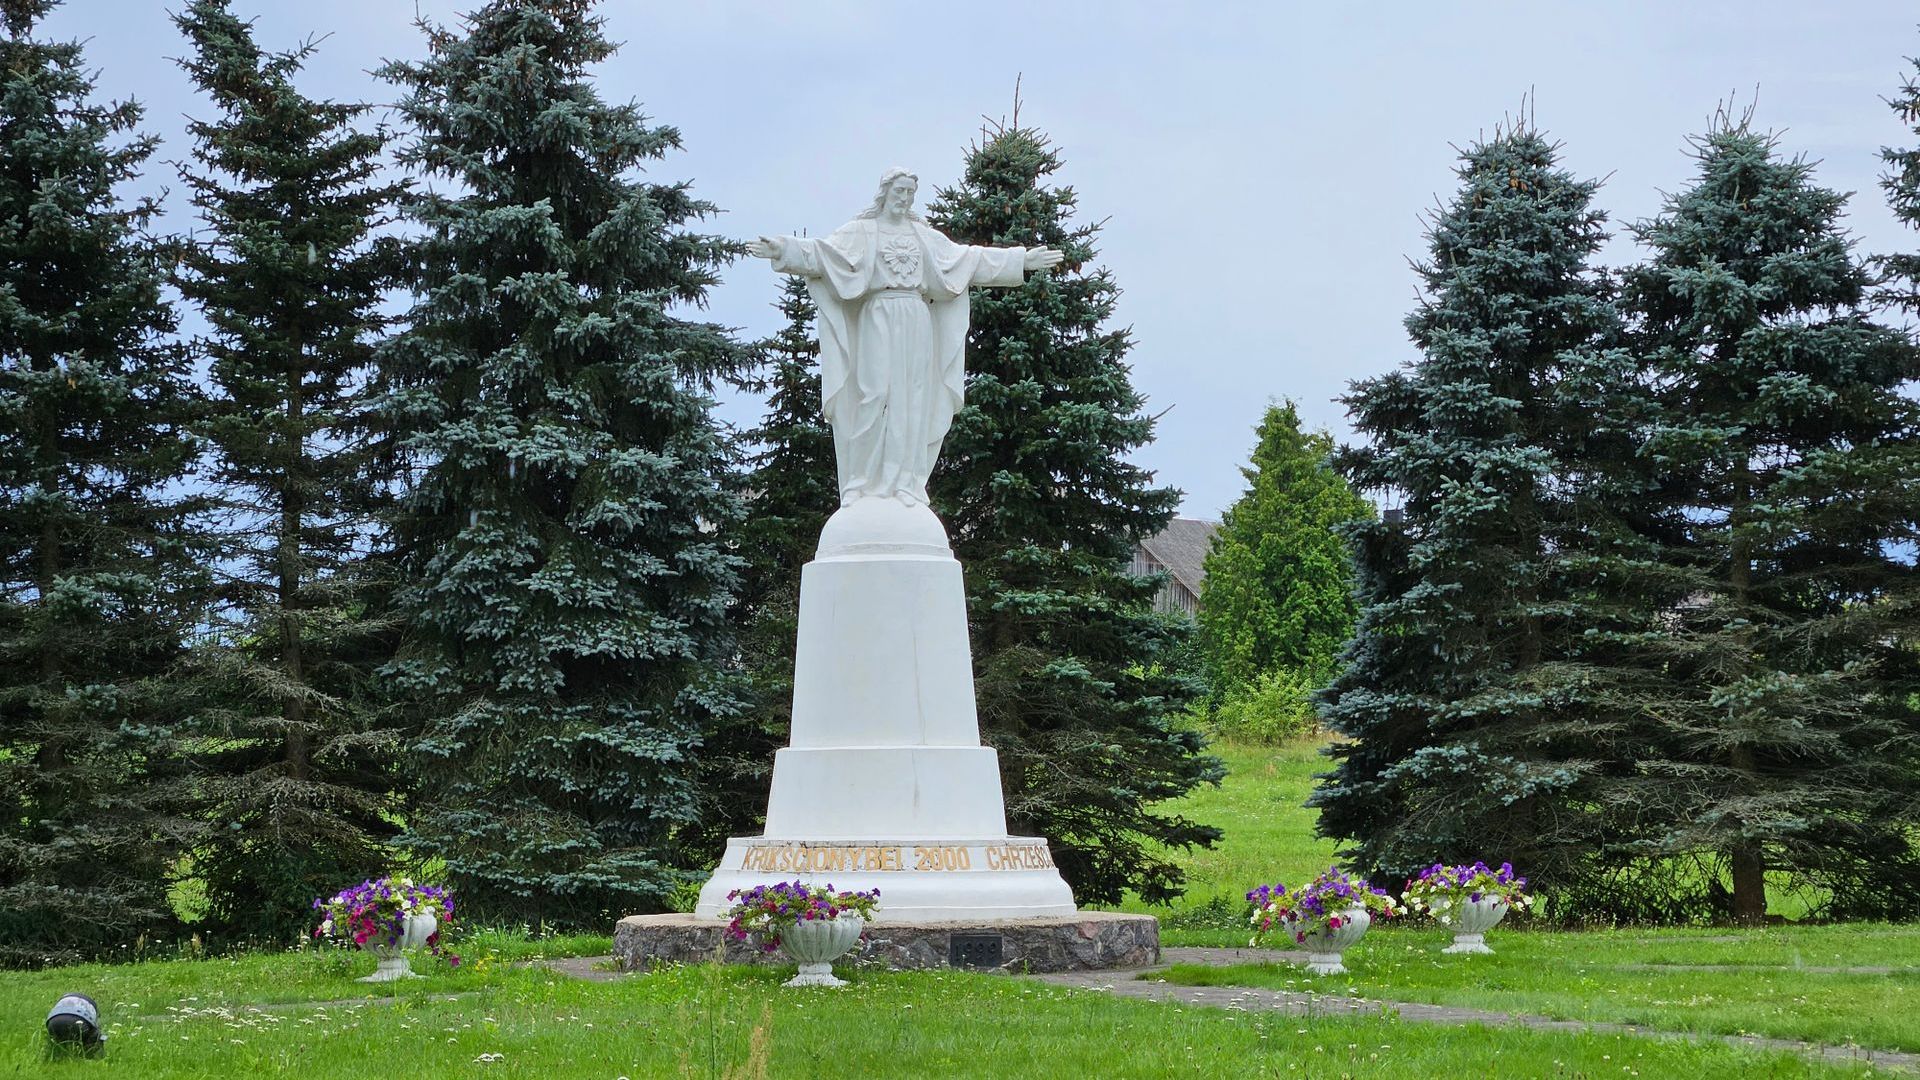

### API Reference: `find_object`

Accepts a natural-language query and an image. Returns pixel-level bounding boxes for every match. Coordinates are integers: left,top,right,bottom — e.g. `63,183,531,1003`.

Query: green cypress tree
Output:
0,0,206,966
375,0,748,927
1312,123,1645,897
1198,400,1372,693
170,0,407,943
1621,111,1920,921
926,119,1221,905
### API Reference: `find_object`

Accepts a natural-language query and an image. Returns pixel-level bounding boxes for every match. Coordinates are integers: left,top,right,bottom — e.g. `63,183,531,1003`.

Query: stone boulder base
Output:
614,911,1157,974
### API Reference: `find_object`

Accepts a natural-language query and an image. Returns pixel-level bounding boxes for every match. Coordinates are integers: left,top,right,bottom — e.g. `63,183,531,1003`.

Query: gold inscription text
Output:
737,844,903,874
983,843,1056,871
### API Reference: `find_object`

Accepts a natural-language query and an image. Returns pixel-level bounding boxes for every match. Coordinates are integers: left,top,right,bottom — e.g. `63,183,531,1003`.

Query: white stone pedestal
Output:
695,500,1076,923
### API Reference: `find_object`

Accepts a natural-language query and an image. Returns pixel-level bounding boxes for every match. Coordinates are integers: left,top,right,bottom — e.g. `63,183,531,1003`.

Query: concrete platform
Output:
613,911,1157,974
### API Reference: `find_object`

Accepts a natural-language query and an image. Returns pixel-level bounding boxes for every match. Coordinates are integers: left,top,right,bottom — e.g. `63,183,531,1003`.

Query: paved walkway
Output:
531,955,627,982
1032,947,1919,1075
133,991,477,1023
1615,962,1910,976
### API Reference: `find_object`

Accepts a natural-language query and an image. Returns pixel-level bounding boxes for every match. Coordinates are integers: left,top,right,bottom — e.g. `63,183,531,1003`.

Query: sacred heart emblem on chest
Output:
879,234,921,278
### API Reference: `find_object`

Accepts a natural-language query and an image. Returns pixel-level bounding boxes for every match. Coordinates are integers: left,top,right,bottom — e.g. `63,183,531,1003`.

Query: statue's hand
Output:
745,236,780,259
1024,247,1065,271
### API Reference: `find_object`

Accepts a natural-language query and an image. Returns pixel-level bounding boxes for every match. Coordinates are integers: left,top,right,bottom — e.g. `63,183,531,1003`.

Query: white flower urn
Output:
1299,906,1371,976
1439,895,1508,955
358,912,437,983
779,915,864,987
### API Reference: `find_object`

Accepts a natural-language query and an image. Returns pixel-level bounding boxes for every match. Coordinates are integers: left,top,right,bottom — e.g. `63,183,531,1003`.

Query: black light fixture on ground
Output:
45,993,104,1057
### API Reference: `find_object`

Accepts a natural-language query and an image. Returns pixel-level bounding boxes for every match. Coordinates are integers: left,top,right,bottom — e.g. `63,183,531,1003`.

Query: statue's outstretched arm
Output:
1023,247,1064,271
747,234,831,279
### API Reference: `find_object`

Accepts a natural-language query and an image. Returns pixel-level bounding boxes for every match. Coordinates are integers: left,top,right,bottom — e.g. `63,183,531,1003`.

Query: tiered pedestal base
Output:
686,501,1082,923
615,911,1158,974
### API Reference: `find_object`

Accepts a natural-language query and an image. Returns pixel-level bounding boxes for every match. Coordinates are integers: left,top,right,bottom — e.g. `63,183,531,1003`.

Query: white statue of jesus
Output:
746,168,1063,506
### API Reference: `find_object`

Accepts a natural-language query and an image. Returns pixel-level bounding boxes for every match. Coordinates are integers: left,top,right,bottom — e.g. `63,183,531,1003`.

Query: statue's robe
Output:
769,219,1028,504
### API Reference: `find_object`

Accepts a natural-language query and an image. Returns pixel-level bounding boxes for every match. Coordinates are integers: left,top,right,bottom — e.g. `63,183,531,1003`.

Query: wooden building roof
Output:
1137,517,1218,599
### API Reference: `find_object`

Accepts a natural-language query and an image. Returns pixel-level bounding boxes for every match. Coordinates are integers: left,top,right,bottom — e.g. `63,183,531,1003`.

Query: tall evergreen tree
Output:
713,275,837,844
375,0,748,927
1198,400,1372,692
1620,112,1920,921
926,118,1220,905
1884,45,1920,316
736,276,835,627
1312,124,1647,898
170,0,407,943
0,0,206,966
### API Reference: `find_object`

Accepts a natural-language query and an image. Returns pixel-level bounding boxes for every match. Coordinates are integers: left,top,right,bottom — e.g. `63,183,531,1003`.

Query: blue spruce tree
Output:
376,0,747,926
171,0,408,944
1620,111,1920,921
1313,122,1651,904
1882,45,1920,315
712,276,838,848
0,0,208,965
927,117,1221,904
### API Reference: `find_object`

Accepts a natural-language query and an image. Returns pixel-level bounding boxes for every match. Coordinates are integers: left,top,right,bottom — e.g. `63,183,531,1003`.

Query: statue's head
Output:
858,167,921,220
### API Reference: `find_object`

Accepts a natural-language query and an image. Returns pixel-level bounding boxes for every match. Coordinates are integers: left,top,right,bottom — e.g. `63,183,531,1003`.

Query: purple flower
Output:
720,880,882,948
1246,866,1398,945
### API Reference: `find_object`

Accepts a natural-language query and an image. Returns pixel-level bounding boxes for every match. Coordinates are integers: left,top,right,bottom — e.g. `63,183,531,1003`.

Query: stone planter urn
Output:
358,913,438,983
780,915,865,987
1439,895,1508,955
1299,906,1371,976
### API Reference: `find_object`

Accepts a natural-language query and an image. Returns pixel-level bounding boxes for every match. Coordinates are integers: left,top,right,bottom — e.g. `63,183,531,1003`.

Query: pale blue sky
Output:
48,0,1920,517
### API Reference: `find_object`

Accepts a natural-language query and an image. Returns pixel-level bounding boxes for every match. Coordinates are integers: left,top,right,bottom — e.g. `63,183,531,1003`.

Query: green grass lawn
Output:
1126,736,1920,1058
1119,735,1849,938
1111,737,1342,940
1160,922,1920,1054
0,943,1881,1078
9,737,1916,1077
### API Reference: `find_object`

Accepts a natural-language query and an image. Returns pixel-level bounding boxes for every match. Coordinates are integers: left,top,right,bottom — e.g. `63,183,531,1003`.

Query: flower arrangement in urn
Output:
313,877,459,982
1401,861,1531,955
724,881,880,988
1248,866,1399,975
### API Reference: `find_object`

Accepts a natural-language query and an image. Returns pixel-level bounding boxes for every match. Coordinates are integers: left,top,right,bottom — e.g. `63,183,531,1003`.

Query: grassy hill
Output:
1109,737,1340,938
